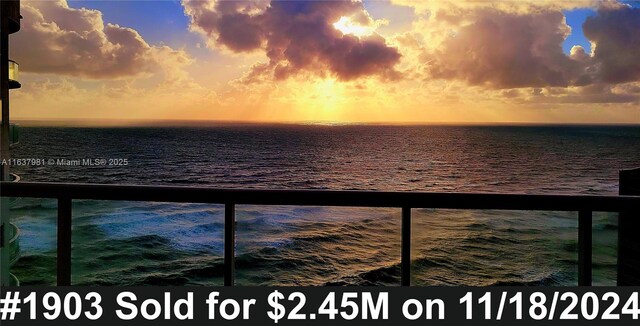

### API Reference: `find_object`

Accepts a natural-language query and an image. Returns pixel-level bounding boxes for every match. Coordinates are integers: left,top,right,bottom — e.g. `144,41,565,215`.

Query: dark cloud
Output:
183,0,401,81
583,4,640,84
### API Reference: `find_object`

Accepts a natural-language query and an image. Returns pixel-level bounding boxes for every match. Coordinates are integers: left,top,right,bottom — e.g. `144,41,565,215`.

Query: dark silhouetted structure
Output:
619,168,640,285
1,0,21,287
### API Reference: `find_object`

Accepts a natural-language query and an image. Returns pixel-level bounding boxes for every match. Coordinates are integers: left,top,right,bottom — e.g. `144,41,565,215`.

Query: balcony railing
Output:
1,181,639,287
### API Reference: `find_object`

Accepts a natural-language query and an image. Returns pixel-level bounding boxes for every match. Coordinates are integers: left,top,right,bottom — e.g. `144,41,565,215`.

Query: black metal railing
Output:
2,181,639,287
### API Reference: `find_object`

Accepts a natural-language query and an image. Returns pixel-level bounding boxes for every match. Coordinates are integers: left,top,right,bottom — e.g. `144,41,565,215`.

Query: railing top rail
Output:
2,181,639,212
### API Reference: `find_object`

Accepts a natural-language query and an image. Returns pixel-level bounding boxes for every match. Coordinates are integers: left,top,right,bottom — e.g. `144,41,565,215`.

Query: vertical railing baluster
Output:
401,206,411,286
57,197,72,286
578,210,592,286
224,203,236,286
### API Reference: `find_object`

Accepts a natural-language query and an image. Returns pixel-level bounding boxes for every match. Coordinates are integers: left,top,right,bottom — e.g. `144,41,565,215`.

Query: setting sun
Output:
296,78,346,121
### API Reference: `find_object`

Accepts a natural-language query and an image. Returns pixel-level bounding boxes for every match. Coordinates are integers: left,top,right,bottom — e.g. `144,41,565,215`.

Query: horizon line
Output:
11,118,640,128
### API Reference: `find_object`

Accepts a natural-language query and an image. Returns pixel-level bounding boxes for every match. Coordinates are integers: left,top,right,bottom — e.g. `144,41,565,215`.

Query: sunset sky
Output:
8,0,640,124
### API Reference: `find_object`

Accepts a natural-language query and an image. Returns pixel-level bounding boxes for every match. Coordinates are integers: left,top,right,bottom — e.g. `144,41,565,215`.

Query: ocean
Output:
7,125,640,286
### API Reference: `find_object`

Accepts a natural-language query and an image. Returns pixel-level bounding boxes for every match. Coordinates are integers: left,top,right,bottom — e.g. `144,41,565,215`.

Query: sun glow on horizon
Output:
286,78,349,122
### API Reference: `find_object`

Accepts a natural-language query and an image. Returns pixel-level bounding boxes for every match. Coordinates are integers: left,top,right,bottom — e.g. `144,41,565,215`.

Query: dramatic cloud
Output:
10,0,189,79
426,9,582,89
582,3,640,84
182,0,401,81
404,0,640,99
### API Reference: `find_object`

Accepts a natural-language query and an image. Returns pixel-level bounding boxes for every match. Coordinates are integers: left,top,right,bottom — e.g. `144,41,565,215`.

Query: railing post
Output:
0,197,9,286
578,210,592,286
619,168,640,285
401,207,411,286
57,197,72,286
224,203,235,286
